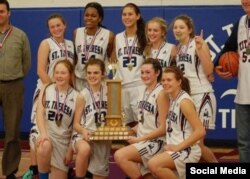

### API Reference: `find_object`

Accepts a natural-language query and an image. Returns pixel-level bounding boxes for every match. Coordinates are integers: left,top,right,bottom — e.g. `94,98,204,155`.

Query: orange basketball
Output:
218,51,239,77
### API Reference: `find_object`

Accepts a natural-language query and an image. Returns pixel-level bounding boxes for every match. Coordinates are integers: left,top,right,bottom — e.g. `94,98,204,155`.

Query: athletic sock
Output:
39,172,49,179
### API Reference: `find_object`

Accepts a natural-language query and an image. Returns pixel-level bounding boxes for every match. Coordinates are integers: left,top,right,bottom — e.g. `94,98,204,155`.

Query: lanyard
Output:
169,90,184,116
55,86,70,126
123,32,138,62
140,83,161,121
88,84,103,122
83,28,102,60
152,41,166,59
177,39,191,57
51,37,68,60
0,26,13,48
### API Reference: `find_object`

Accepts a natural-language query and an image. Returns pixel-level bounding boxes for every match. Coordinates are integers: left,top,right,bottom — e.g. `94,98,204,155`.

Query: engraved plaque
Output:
90,80,135,140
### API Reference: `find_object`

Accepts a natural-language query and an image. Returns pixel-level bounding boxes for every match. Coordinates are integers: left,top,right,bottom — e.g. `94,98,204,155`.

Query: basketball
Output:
218,51,239,77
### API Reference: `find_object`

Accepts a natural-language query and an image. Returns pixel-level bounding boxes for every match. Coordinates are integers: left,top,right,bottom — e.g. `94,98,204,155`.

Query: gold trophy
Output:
90,79,135,140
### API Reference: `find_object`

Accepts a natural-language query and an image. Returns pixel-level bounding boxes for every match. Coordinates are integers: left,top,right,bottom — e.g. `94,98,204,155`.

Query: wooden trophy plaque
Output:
90,80,135,140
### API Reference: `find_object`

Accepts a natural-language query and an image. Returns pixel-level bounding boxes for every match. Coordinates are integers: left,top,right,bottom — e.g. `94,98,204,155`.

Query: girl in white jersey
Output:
74,2,114,91
36,60,78,179
23,13,75,179
144,17,177,68
148,66,205,179
114,58,169,179
172,14,218,163
72,59,110,179
112,3,147,127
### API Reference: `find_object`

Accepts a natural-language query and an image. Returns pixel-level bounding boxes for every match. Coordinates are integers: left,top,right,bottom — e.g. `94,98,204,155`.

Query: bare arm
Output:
174,98,206,151
107,31,115,59
170,45,177,66
195,30,214,76
137,90,169,142
73,93,85,133
73,93,90,140
110,36,117,63
37,39,51,84
36,84,48,136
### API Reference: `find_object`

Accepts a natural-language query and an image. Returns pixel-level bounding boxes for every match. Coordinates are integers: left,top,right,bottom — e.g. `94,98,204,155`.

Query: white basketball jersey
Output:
80,84,108,132
166,90,196,145
115,31,145,85
36,38,75,89
236,15,250,104
75,27,110,79
151,42,174,69
176,39,213,95
44,83,78,139
137,84,163,137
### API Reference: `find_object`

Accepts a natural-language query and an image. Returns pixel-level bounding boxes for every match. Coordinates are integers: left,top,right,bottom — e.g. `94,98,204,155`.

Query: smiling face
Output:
86,64,104,87
84,7,102,29
173,19,191,44
161,72,181,95
122,6,140,28
48,17,66,39
147,21,165,44
53,63,71,87
141,63,159,87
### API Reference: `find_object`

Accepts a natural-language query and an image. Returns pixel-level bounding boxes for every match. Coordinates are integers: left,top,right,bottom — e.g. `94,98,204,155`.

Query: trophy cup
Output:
89,79,135,140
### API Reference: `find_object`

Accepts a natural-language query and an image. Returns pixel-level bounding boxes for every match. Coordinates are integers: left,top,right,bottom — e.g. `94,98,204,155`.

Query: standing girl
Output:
148,66,205,179
36,60,78,179
114,58,168,179
113,3,147,126
74,2,114,91
172,14,217,163
144,17,176,68
23,13,75,179
72,59,110,179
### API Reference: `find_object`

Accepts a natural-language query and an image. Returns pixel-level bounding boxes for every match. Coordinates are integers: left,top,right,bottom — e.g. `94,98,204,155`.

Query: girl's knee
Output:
37,140,52,156
76,142,91,158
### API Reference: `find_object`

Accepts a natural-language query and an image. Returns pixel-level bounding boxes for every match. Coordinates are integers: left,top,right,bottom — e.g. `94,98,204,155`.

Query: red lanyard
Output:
83,28,101,60
0,26,13,48
51,37,68,60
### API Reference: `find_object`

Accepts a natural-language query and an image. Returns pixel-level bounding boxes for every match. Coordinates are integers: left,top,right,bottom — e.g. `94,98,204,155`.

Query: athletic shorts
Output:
30,88,40,124
29,125,39,151
49,133,71,172
168,144,201,179
72,132,111,177
133,139,165,176
122,84,144,125
192,92,216,130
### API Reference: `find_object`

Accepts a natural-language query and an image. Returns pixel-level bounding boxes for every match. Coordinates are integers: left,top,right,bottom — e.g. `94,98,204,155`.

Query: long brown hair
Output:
164,66,190,95
122,3,147,53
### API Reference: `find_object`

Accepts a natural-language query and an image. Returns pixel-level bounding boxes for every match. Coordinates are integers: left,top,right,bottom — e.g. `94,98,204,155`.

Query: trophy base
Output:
89,126,135,141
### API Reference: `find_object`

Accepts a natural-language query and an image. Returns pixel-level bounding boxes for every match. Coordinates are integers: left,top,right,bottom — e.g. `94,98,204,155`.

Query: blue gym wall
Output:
0,5,244,141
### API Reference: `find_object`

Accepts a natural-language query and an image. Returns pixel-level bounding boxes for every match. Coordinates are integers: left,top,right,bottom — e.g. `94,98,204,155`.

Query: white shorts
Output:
30,88,40,124
122,84,144,125
29,125,39,151
72,133,111,177
133,139,165,176
169,145,201,179
192,92,216,130
49,134,71,172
